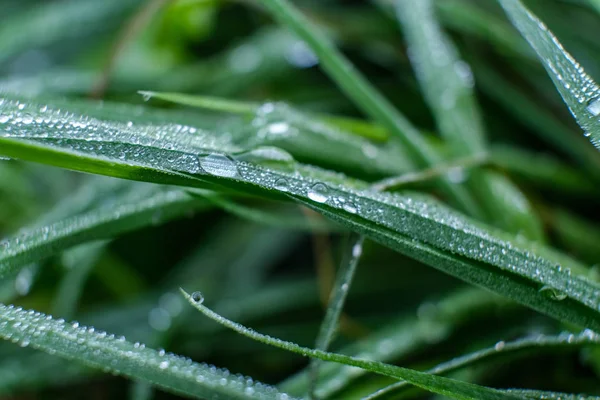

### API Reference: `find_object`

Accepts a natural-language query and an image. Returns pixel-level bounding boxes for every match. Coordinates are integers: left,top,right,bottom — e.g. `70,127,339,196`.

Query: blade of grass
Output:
0,303,295,400
364,329,600,399
395,0,544,239
2,94,600,331
309,234,364,398
181,290,523,400
0,187,208,277
279,287,515,398
497,0,600,150
251,0,484,218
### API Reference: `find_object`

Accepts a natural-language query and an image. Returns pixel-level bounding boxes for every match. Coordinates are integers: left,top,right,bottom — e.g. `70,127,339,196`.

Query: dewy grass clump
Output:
1,0,600,399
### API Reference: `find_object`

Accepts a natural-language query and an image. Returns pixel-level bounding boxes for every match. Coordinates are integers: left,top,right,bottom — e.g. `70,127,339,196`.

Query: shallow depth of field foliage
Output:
2,0,600,398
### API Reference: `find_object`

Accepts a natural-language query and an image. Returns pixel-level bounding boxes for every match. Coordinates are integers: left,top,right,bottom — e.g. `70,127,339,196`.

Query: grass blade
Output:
182,290,523,400
395,0,544,239
497,0,600,150
2,94,599,331
364,330,600,399
309,234,364,397
0,304,294,399
252,0,483,217
0,186,207,277
279,287,514,398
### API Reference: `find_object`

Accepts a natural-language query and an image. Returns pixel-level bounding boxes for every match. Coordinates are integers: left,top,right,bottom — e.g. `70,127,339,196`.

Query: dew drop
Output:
285,41,318,68
199,154,238,178
343,202,358,214
0,114,10,124
191,292,204,304
159,361,169,370
586,96,600,117
447,167,467,183
274,178,290,192
307,183,329,203
494,341,505,351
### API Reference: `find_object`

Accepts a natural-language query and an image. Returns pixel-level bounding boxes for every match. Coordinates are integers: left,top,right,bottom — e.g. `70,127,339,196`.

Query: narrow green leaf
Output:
252,0,484,217
280,288,513,398
395,0,544,239
309,234,364,397
0,304,294,399
497,0,600,149
364,330,600,399
182,290,523,400
1,94,599,331
0,186,207,277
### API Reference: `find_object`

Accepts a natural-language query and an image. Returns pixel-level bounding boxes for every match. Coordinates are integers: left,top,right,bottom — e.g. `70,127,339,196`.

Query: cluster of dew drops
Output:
0,303,293,400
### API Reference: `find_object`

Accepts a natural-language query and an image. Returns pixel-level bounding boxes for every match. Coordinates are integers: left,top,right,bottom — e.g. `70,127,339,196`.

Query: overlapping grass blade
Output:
252,0,483,217
364,329,600,399
0,303,294,399
309,234,364,396
395,0,543,239
280,287,514,398
497,0,600,149
0,184,207,277
182,290,523,400
1,94,600,329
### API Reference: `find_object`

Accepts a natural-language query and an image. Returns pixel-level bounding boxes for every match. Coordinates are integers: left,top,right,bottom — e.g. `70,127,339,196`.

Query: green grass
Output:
1,0,600,398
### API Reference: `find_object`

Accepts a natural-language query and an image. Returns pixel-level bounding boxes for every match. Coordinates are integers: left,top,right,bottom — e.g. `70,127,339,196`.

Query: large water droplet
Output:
234,146,295,171
274,178,290,192
307,183,329,203
199,154,238,178
285,41,319,68
191,292,204,304
586,96,600,117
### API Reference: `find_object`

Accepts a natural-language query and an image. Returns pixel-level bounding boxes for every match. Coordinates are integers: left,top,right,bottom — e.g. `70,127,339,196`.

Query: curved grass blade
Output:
140,90,389,142
2,95,600,331
140,91,408,178
469,57,600,172
252,0,483,218
497,0,600,149
182,290,523,400
0,186,207,277
395,0,543,239
309,234,364,397
0,304,294,400
364,329,600,399
280,288,514,398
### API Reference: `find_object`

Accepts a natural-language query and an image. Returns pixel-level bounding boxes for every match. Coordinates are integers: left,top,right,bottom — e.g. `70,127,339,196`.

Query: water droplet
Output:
447,167,467,183
159,361,169,370
343,202,358,214
494,341,506,351
199,154,238,178
0,114,10,124
191,292,204,304
586,96,600,117
274,178,290,192
307,183,329,203
141,92,152,102
285,41,319,68
234,147,295,171
352,242,363,258
539,286,568,301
